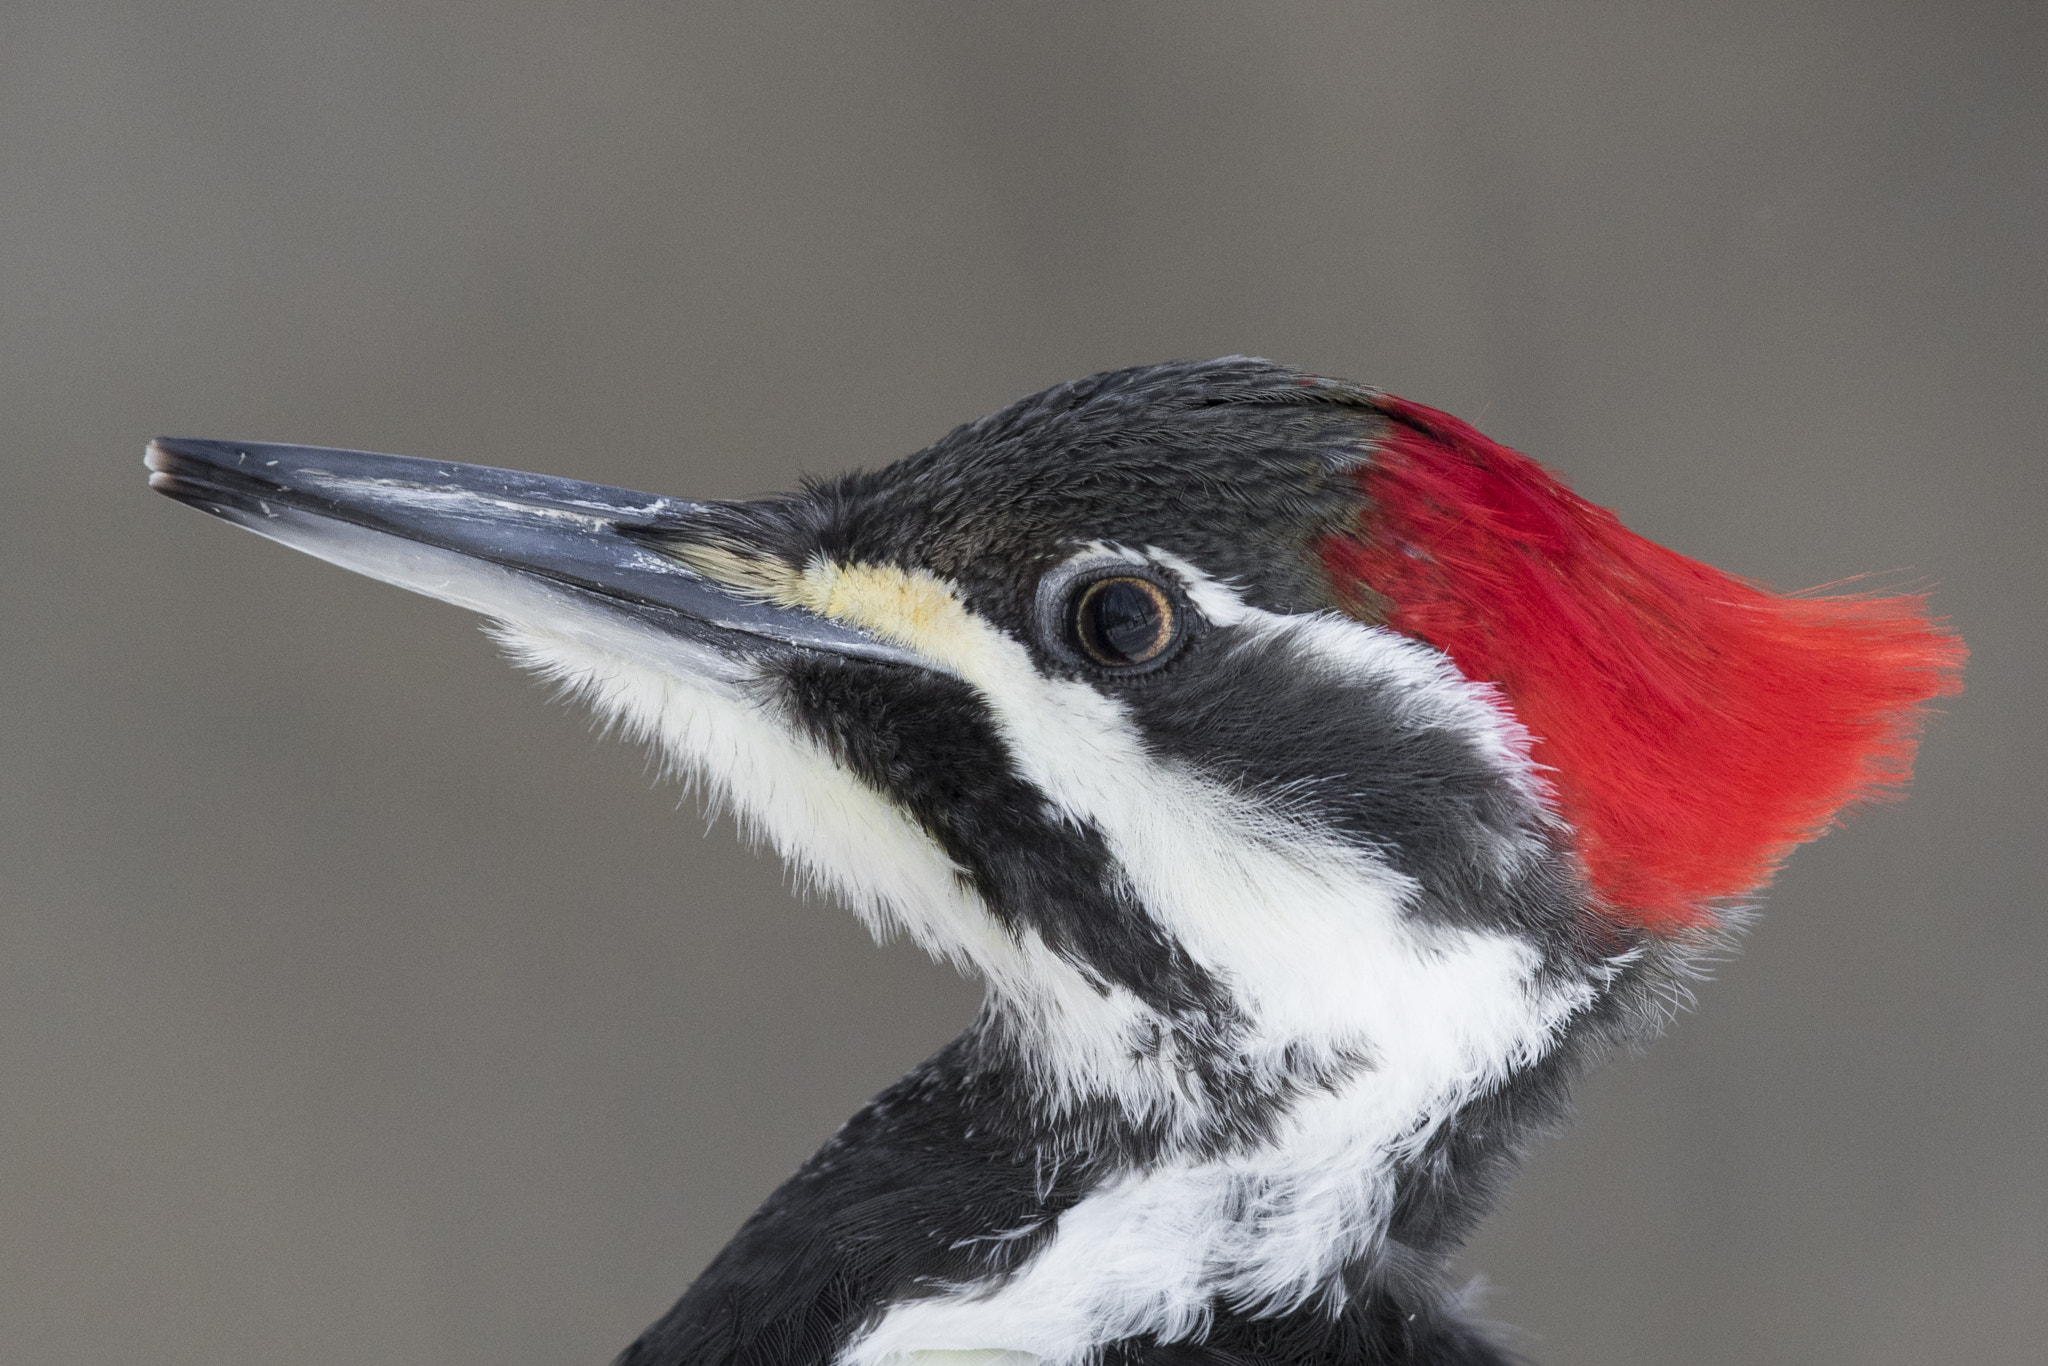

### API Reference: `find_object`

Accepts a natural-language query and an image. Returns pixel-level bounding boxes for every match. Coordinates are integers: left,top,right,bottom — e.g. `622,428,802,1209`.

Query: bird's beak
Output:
144,437,923,669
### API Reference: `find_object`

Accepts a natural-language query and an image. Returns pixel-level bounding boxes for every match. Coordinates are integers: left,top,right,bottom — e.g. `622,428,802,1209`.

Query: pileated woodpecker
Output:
147,359,1961,1366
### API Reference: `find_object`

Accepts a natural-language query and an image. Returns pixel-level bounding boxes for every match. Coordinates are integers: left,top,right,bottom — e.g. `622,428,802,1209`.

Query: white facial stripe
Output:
478,539,1562,1122
817,550,1589,1363
450,534,1562,1103
244,519,1104,1030
844,945,1593,1365
480,623,1192,1107
477,626,961,953
1138,545,1257,626
487,626,1179,1034
810,553,1546,1048
408,535,1586,1364
1283,613,1551,808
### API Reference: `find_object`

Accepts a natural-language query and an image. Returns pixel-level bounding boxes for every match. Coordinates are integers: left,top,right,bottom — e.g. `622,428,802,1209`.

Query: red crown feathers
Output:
1320,396,1966,934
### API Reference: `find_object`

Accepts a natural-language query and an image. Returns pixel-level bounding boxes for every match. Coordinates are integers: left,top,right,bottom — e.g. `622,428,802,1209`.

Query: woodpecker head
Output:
146,359,1961,1295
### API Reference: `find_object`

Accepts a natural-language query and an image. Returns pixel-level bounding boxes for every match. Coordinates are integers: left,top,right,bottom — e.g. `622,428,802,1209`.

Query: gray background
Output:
3,3,2041,1363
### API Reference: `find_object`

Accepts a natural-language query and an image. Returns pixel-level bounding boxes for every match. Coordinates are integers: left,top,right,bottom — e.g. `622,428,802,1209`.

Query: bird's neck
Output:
629,960,1640,1366
826,1000,1569,1365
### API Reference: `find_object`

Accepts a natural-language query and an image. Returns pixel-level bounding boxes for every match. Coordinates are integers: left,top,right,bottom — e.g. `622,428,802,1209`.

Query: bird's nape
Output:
145,358,1962,1366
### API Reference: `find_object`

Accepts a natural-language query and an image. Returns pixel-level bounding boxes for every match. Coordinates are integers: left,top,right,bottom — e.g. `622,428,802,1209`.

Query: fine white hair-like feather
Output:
289,512,1605,1365
833,575,1596,1364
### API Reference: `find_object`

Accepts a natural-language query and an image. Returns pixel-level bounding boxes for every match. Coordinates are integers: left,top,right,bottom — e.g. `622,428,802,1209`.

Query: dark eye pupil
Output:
1074,577,1175,666
1095,582,1158,655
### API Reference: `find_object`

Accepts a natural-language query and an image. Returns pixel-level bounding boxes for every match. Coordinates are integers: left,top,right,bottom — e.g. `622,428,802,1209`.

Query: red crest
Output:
1320,396,1966,933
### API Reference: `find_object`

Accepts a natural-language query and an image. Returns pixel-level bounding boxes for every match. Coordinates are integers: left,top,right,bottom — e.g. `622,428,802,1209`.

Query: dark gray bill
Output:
144,437,920,666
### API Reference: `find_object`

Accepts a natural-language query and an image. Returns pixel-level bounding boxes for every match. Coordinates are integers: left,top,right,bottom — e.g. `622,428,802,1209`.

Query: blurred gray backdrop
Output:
2,3,2041,1363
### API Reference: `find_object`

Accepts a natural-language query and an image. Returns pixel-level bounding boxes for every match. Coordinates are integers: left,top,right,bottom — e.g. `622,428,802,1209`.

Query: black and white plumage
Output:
145,359,1960,1366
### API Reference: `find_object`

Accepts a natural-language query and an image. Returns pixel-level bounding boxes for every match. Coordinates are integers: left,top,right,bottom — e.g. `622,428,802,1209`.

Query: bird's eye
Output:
1070,575,1179,667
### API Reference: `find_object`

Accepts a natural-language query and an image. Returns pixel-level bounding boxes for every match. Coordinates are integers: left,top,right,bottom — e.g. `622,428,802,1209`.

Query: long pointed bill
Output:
144,438,922,670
